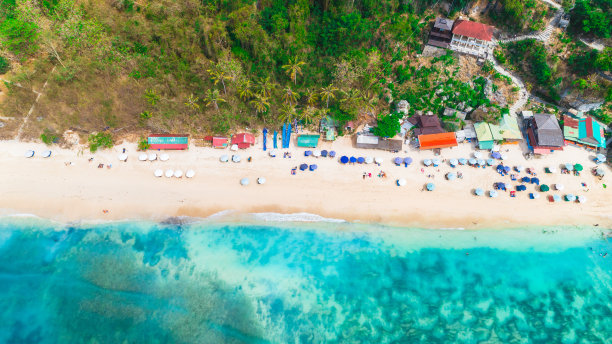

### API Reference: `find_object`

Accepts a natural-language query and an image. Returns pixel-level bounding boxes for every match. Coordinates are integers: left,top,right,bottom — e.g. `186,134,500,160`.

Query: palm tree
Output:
237,79,254,101
282,86,298,106
340,88,362,105
184,94,200,112
203,89,225,111
303,88,318,107
282,57,306,85
207,67,232,94
249,94,270,114
299,106,319,127
277,104,296,124
257,76,277,98
360,89,378,116
320,84,338,108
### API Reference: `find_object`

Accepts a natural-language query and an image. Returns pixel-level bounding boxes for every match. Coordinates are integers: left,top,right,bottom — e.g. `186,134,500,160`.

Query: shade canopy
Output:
309,164,318,171
313,150,321,157
365,157,374,164
423,159,432,166
299,163,308,170
404,157,413,165
596,154,606,163
500,154,508,160
357,157,365,164
449,159,458,166
573,164,583,171
186,169,195,178
565,163,574,171
595,168,605,176
118,153,128,161
577,195,587,203
473,152,483,159
231,144,239,151
304,150,312,156
552,195,561,202
349,157,357,163
515,165,524,172
554,183,564,190
394,157,402,165
232,155,241,163
160,153,169,161
375,157,383,164
329,151,336,157
491,152,502,159
42,150,52,158
257,177,266,184
446,172,457,180
138,153,147,161
25,150,35,158
220,155,229,162
165,169,174,178
432,158,441,166
154,169,163,177
489,190,498,198
477,159,485,166
486,159,494,166
459,158,468,165
540,184,550,192
397,178,406,186
174,170,183,178
426,183,435,191
340,156,349,164
148,153,157,161
468,158,477,165
530,192,540,199
475,188,484,196
321,150,328,157
531,177,540,185
516,185,527,191
240,178,250,186
503,166,511,173
565,194,576,202
521,177,531,183
545,167,557,173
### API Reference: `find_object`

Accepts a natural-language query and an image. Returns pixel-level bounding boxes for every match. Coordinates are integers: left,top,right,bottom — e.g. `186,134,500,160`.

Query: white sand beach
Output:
0,137,610,229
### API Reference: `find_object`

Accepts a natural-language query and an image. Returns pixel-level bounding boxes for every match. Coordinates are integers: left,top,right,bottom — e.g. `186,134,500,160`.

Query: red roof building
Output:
452,20,494,41
449,19,495,58
231,133,255,149
418,132,458,150
204,136,229,149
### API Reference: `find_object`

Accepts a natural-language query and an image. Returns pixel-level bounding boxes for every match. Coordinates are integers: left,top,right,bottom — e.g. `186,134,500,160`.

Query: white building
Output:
449,20,494,58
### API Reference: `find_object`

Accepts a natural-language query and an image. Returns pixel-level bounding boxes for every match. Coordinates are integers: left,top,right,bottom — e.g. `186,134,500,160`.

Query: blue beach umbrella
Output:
329,151,336,158
432,158,441,166
565,163,574,171
552,194,561,202
426,183,435,191
446,172,457,180
475,188,484,196
394,157,402,165
305,150,312,156
340,156,349,164
309,164,317,171
489,190,498,198
486,159,494,166
449,158,458,167
565,194,576,202
404,157,413,165
515,165,524,172
497,164,505,171
521,176,531,183
529,192,540,199
531,177,540,185
459,158,468,165
491,152,502,159
357,157,365,164
477,159,485,166
423,159,432,166
299,163,308,171
273,130,278,149
321,150,328,157
516,185,527,191
349,156,357,163
469,158,477,165
503,166,511,173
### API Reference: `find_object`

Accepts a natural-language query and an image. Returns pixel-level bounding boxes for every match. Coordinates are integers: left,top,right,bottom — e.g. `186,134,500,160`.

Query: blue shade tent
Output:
404,157,413,165
486,159,494,166
426,183,435,191
309,164,317,171
299,163,308,171
446,172,457,180
273,130,278,149
357,157,365,164
449,159,458,166
475,188,484,196
304,150,312,156
521,176,531,183
349,156,357,163
263,128,268,151
340,156,349,164
531,177,540,185
459,158,468,165
329,151,336,158
516,185,527,191
432,158,441,166
469,158,477,165
565,163,574,171
321,150,328,157
423,159,432,166
489,190,498,198
565,194,576,202
394,157,402,165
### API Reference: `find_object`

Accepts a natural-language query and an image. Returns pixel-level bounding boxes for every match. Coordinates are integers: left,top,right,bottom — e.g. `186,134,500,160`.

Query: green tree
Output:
320,84,338,108
277,104,296,124
282,57,306,84
256,76,277,98
207,67,232,95
203,89,225,111
303,88,318,106
250,94,270,114
237,79,254,100
370,112,402,138
184,94,200,112
88,132,113,152
0,18,39,56
282,86,297,106
0,55,9,74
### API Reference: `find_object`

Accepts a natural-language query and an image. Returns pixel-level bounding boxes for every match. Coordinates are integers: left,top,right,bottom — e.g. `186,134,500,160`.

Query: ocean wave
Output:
248,212,346,223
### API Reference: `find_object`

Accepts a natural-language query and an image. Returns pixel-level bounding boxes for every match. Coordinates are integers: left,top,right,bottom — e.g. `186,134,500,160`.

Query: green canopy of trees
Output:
371,112,403,138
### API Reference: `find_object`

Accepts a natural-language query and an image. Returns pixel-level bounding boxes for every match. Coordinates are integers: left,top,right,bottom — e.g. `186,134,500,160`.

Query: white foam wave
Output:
249,212,346,223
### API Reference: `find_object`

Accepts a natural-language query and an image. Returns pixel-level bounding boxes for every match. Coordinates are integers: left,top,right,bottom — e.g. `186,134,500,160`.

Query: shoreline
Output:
0,137,611,230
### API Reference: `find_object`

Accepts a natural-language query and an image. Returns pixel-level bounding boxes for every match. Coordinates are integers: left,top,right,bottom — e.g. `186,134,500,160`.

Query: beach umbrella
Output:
577,195,587,203
596,154,606,163
232,155,241,163
257,177,266,184
565,163,574,171
432,158,441,166
521,176,531,183
515,165,524,172
269,150,277,157
530,192,540,199
25,150,35,158
446,172,457,180
459,158,468,165
42,150,52,158
565,194,576,202
174,170,183,178
531,177,540,185
309,164,318,171
118,153,128,161
397,178,406,187
497,164,504,171
404,157,413,165
473,151,483,159
516,185,527,191
477,159,485,166
321,150,328,157
468,158,477,165
503,166,511,173
148,153,157,161
313,150,321,157
423,159,432,166
475,188,484,196
500,154,508,160
357,157,365,164
555,184,564,190
154,169,163,177
263,128,267,151
329,151,336,158
340,156,349,164
574,164,583,172
186,169,195,178
394,157,402,165
540,184,550,192
240,178,249,186
545,167,556,173
299,163,308,171
489,190,498,198
491,152,502,159
552,195,561,202
304,150,312,157
375,157,383,164
349,156,357,164
138,153,147,161
486,159,494,166
596,167,605,176
165,169,174,178
231,144,239,151
365,157,374,164
426,183,435,191
449,158,458,167
220,155,229,162
160,153,169,161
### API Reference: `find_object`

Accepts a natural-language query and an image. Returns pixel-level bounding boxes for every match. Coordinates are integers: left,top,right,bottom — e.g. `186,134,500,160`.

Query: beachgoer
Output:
368,173,371,178
122,148,126,153
248,157,252,162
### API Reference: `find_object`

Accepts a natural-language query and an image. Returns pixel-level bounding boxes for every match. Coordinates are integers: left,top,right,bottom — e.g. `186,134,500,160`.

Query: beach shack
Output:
231,133,255,149
409,114,446,136
355,133,402,151
418,132,458,150
319,116,339,141
563,114,606,149
297,134,320,148
147,134,189,150
204,136,229,149
525,114,564,154
474,122,502,150
498,114,523,143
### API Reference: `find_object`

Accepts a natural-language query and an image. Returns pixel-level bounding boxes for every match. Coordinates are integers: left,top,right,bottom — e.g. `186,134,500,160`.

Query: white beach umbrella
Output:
154,169,163,177
160,153,169,161
232,155,241,163
596,168,605,176
165,169,174,178
148,153,157,161
220,155,229,163
365,157,374,164
555,184,564,190
186,169,195,178
577,195,587,203
25,150,35,158
397,178,406,187
240,177,250,186
473,151,483,159
138,153,148,161
231,144,239,151
118,153,128,161
42,150,52,158
269,149,277,157
501,154,508,160
492,145,500,152
313,150,321,157
548,167,557,173
174,169,183,178
375,157,383,164
531,192,540,199
257,177,266,184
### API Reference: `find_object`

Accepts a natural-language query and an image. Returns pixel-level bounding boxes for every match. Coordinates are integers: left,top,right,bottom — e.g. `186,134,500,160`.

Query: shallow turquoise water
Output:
0,218,610,343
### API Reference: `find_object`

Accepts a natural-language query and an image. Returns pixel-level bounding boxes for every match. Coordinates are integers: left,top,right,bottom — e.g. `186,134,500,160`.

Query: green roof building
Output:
297,134,320,148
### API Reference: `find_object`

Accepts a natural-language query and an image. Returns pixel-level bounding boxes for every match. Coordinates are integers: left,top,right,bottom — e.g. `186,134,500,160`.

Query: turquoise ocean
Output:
0,215,610,343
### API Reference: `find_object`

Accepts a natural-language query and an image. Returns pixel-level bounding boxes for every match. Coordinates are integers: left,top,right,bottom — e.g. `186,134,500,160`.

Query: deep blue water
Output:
0,218,610,343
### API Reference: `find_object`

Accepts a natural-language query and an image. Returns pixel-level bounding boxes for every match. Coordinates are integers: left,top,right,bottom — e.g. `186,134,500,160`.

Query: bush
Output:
40,129,58,145
88,132,113,152
0,18,39,55
0,56,9,74
370,112,402,138
137,136,149,151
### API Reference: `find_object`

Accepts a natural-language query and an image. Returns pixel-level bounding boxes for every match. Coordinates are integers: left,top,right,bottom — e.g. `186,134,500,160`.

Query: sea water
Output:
0,216,610,344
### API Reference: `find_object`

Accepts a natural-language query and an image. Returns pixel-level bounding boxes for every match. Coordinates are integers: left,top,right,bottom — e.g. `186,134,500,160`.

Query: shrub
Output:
137,136,149,151
0,56,9,74
0,18,39,56
371,112,403,138
40,129,58,145
88,132,113,152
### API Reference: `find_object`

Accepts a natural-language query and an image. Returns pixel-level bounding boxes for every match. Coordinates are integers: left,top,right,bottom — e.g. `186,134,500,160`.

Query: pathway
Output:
15,66,55,140
497,9,563,44
580,38,605,51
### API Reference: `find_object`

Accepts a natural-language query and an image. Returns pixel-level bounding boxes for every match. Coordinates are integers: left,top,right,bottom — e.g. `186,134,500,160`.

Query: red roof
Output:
418,132,458,150
231,133,255,149
452,20,494,41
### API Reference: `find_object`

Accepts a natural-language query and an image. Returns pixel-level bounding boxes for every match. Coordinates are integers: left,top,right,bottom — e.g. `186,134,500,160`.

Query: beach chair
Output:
510,174,517,181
